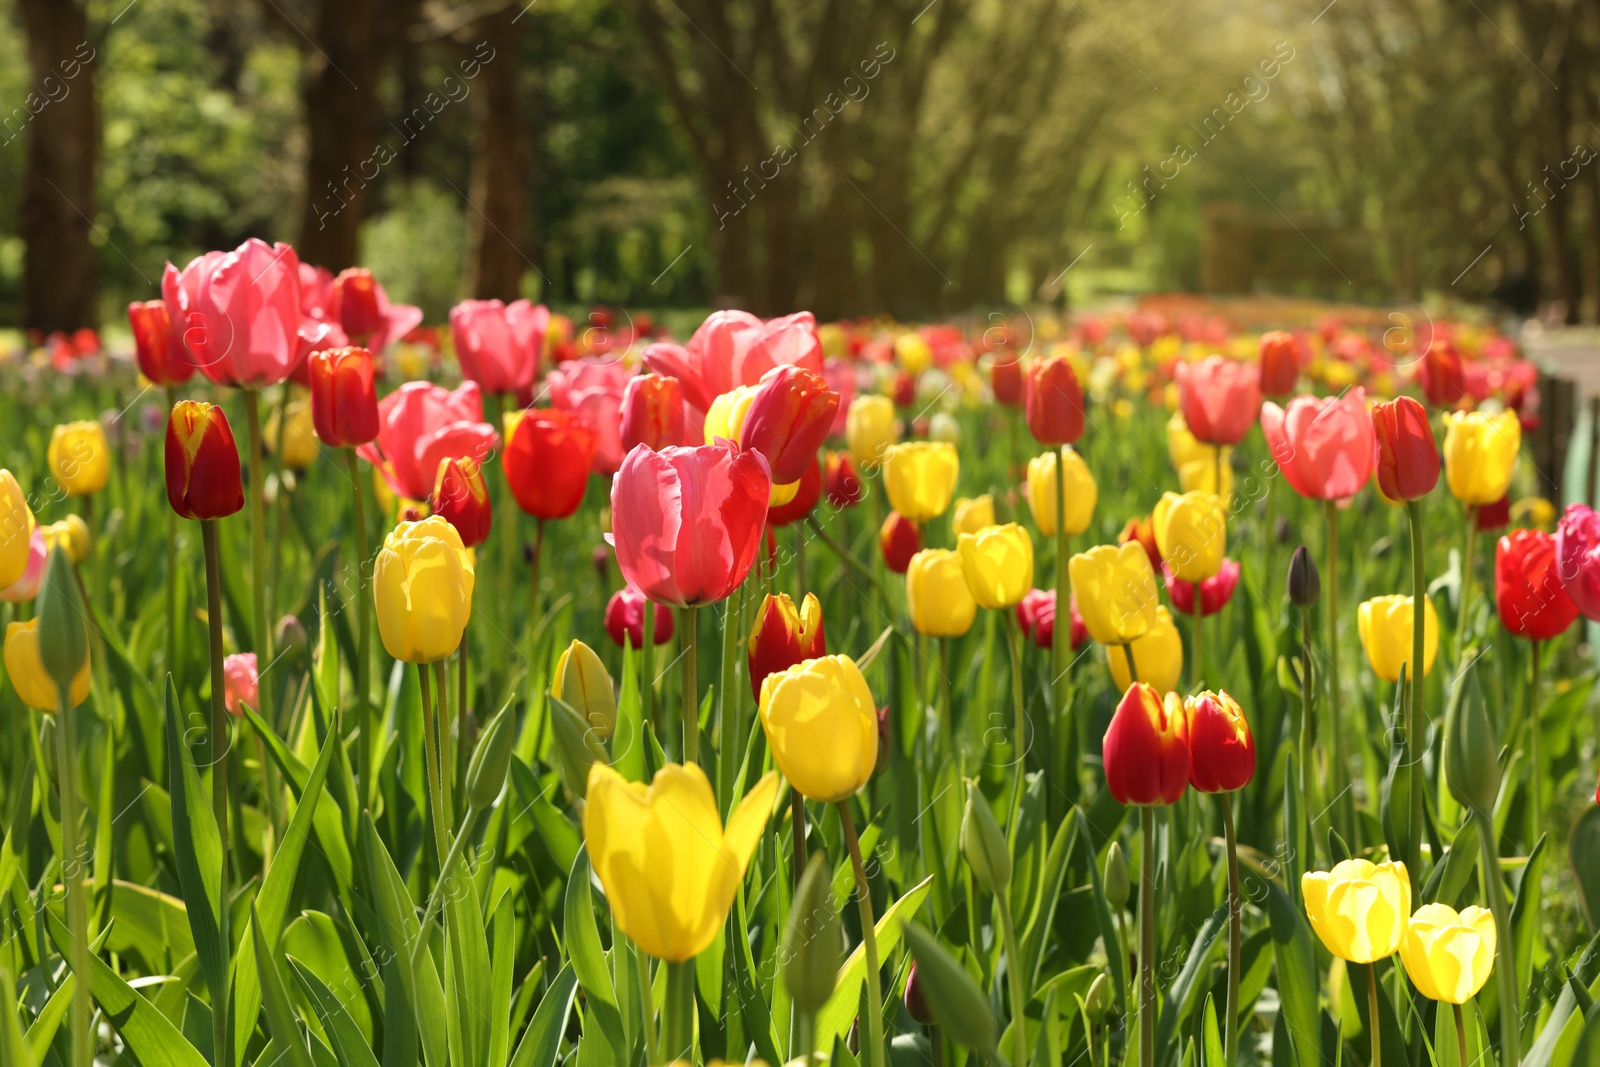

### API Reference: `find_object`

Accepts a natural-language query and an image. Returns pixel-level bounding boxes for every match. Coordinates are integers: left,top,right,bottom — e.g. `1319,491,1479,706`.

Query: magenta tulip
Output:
1556,503,1600,621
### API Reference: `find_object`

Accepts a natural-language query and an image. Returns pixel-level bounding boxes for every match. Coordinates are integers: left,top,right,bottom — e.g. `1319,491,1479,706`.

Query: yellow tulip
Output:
0,470,35,590
759,654,878,803
906,548,977,638
1302,858,1412,963
845,395,897,469
1026,449,1097,537
957,523,1033,610
952,494,995,536
554,639,617,741
4,618,90,711
40,516,92,565
584,762,779,961
1358,594,1439,682
703,386,760,444
1069,542,1159,645
883,442,959,523
1443,410,1520,505
47,421,110,497
1107,606,1183,694
1152,491,1226,582
266,394,319,470
1399,903,1496,1004
1167,412,1233,499
895,331,933,374
374,516,473,664
1510,496,1555,528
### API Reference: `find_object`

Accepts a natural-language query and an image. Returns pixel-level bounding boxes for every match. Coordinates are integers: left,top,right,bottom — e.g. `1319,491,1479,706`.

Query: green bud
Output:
1085,972,1113,1021
554,639,617,741
550,694,609,798
901,921,997,1055
782,852,842,1014
466,702,516,810
960,781,1010,895
1103,842,1130,912
1443,657,1500,816
36,546,88,705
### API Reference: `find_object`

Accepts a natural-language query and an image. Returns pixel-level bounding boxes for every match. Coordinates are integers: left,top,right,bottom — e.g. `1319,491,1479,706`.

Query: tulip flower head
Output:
1163,558,1240,617
0,528,46,602
747,592,826,698
374,516,474,664
1167,412,1235,500
504,408,599,520
1107,605,1184,695
1119,513,1162,570
1443,410,1520,506
222,652,259,716
620,373,688,453
1025,449,1097,537
1302,858,1412,963
1358,594,1439,682
583,762,779,961
1258,330,1299,395
825,451,866,509
431,456,492,548
907,549,979,638
1399,903,1496,1004
952,494,996,537
1495,528,1578,641
604,585,675,649
738,365,839,484
554,639,617,741
127,299,195,386
1177,355,1262,446
308,346,380,448
990,352,1024,406
1261,389,1376,500
4,616,90,712
265,394,318,470
1153,491,1226,582
48,421,110,497
883,442,959,524
1024,356,1085,445
958,523,1033,609
0,471,35,591
880,511,922,574
1371,396,1439,501
1016,588,1089,651
1070,542,1160,645
845,395,897,469
358,381,499,502
449,298,548,394
164,238,304,387
1287,545,1320,607
1555,503,1600,621
39,517,91,566
1419,343,1466,409
1183,690,1255,793
1103,682,1190,806
166,401,245,520
759,654,878,803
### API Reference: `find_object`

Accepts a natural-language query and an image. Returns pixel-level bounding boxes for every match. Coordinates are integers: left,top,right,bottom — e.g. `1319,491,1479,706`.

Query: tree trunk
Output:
465,11,529,300
18,0,98,332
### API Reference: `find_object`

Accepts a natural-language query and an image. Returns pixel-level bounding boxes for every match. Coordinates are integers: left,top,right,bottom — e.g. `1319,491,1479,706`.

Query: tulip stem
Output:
409,804,481,972
1298,605,1316,841
345,447,373,806
1006,611,1027,847
997,892,1030,1067
681,605,699,765
487,391,513,698
1529,639,1542,840
839,802,885,1067
804,515,884,596
790,791,808,886
641,596,655,739
940,638,954,763
165,385,180,681
1191,586,1203,689
1125,642,1140,684
1404,498,1427,876
201,517,230,1067
435,658,454,829
635,940,661,1067
1366,963,1381,1067
1054,445,1070,780
1138,806,1155,1067
1457,507,1478,666
419,664,450,870
1452,1002,1467,1067
663,959,694,1063
527,518,545,693
1323,500,1350,841
1473,810,1519,1066
1221,792,1241,1066
55,690,92,1067
243,391,274,741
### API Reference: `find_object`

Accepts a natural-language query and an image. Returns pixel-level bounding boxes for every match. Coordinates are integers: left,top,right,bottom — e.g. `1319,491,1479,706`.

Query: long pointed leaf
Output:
164,676,226,1020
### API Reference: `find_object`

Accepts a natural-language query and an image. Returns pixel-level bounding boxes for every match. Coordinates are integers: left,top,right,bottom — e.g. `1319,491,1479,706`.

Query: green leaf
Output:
816,874,935,1045
24,973,75,1065
358,811,447,1067
1264,876,1321,1067
241,702,355,898
612,638,645,783
1021,815,1078,988
164,675,227,1020
1573,807,1600,932
253,903,315,1067
1154,906,1226,1061
290,958,383,1067
508,962,578,1067
2,968,32,1067
444,851,493,1067
282,912,377,1041
488,894,517,1067
1077,809,1128,1022
1201,995,1226,1067
563,846,627,1060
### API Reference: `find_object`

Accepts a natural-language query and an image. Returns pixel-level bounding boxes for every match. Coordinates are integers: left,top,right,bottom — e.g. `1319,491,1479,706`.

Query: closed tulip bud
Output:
739,365,839,484
1086,973,1113,1021
551,695,610,798
1183,690,1256,793
906,549,978,638
1358,594,1438,682
900,922,998,1055
845,395,897,468
1301,859,1411,963
166,401,245,520
882,442,959,523
1070,542,1160,645
332,267,383,339
961,781,1011,893
1399,903,1496,1004
1443,410,1520,506
5,613,90,713
40,516,92,565
308,346,380,448
957,523,1033,610
274,614,308,662
1024,356,1085,445
904,962,934,1024
758,654,877,803
504,408,599,520
1258,330,1298,396
1419,343,1466,409
127,299,195,386
1026,448,1097,537
1443,660,1500,815
875,705,891,775
747,592,825,699
825,451,865,509
431,456,492,548
620,373,687,453
48,421,110,497
880,511,921,574
1287,545,1320,607
1103,842,1130,911
783,852,843,1014
952,494,995,536
0,471,35,590
466,703,517,809
1103,683,1190,806
603,585,675,649
1153,490,1226,582
35,548,90,709
374,516,474,663
554,639,617,741
1107,606,1184,695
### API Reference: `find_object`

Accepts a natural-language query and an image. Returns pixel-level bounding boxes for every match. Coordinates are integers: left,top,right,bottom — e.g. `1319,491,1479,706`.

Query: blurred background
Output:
2,0,1597,330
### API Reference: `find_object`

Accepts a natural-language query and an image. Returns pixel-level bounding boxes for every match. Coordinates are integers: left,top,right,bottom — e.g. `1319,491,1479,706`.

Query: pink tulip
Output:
687,309,765,398
1177,355,1262,446
1260,388,1376,500
609,440,772,608
223,652,258,716
449,299,549,394
357,381,499,501
640,341,716,413
549,356,630,474
0,528,47,602
823,357,855,437
738,312,825,383
1556,503,1600,621
163,238,306,387
620,373,689,453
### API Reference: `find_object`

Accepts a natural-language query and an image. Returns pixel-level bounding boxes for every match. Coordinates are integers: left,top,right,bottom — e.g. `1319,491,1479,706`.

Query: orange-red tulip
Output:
1183,690,1255,793
1177,355,1261,446
503,408,598,520
991,351,1023,407
747,592,825,698
332,267,383,339
431,456,491,548
1372,396,1439,502
165,401,245,520
308,346,380,448
1024,356,1084,445
1257,330,1298,395
1103,682,1189,806
739,365,839,484
1496,528,1578,641
620,373,687,453
825,451,865,509
881,511,921,574
127,300,194,386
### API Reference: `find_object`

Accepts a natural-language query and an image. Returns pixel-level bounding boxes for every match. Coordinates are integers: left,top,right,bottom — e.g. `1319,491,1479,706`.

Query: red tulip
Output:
609,441,771,607
1419,342,1465,409
357,381,498,501
991,351,1023,407
747,591,825,698
1119,514,1162,569
604,585,675,649
1014,588,1088,651
1371,396,1439,501
1163,558,1240,617
163,238,305,388
740,366,840,484
1103,682,1190,806
620,373,688,453
431,456,492,547
1024,356,1085,445
1258,331,1298,396
503,408,598,520
165,400,245,520
127,300,194,386
1261,390,1376,501
1495,528,1579,641
768,456,822,527
449,298,548,394
891,371,917,409
307,346,380,448
825,452,865,509
332,268,383,339
1477,494,1510,531
1183,690,1255,793
880,511,921,574
1178,355,1262,446
319,266,421,356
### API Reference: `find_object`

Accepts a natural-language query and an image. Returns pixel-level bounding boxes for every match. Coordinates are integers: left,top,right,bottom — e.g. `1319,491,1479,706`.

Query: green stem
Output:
201,518,230,1067
1405,498,1426,876
1452,1002,1467,1067
791,791,808,887
435,659,454,831
718,585,743,811
1191,581,1204,689
1054,445,1070,749
940,638,954,764
410,805,481,969
1324,500,1350,840
1473,810,1520,1067
1222,793,1241,1066
419,665,449,871
1367,963,1382,1067
1006,610,1027,847
840,802,885,1067
663,959,695,1063
1529,639,1542,841
487,392,514,698
1299,605,1314,800
526,518,545,692
681,605,699,765
636,941,662,1067
641,592,656,739
346,447,373,807
243,391,274,730
997,894,1030,1067
1457,508,1478,665
1138,806,1155,1067
165,385,180,680
56,691,92,1067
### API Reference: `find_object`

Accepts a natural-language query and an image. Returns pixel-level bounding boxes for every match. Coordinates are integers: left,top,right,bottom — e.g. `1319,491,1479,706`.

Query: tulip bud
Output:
904,962,934,1024
165,401,245,520
307,347,380,448
747,592,825,699
1287,545,1320,607
1103,842,1130,911
466,702,517,809
900,922,998,1055
825,452,866,509
1025,356,1085,446
36,547,89,705
431,456,492,548
961,781,1010,895
550,695,609,798
333,268,383,339
1443,658,1500,816
275,614,308,662
1085,973,1113,1021
782,852,842,1015
990,352,1023,407
554,639,617,742
880,512,921,574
